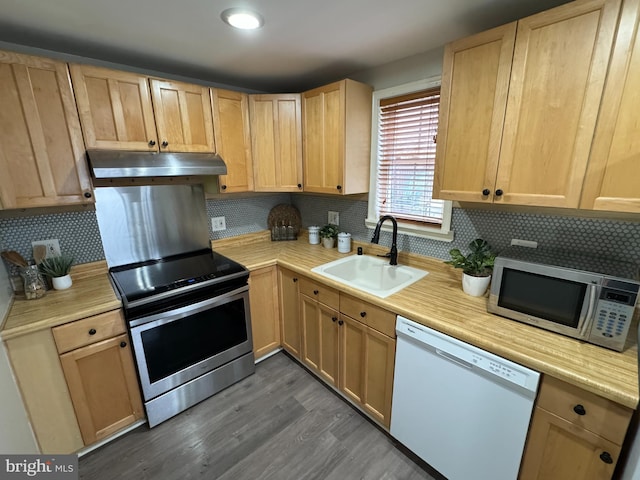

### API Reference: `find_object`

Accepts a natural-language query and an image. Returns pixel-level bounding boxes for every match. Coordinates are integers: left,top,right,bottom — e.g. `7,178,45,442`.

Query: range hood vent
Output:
87,149,227,179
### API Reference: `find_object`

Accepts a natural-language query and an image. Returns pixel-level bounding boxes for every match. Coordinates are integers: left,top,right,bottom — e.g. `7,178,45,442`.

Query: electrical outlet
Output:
211,216,226,232
328,211,339,226
510,239,538,248
31,239,61,258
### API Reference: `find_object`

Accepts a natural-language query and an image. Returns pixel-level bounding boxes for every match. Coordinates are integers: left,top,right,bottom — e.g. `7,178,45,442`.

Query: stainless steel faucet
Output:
371,215,398,265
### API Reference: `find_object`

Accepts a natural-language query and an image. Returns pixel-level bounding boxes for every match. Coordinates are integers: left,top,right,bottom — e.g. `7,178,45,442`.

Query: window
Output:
366,78,453,241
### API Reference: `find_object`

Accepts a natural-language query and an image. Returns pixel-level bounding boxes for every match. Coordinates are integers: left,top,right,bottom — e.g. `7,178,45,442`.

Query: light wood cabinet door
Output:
150,78,215,153
249,266,280,359
211,88,253,193
302,79,372,195
339,314,367,406
300,294,339,387
581,0,640,213
59,333,144,445
250,94,303,192
69,64,158,151
434,23,516,202
496,0,620,208
278,268,301,358
0,51,92,209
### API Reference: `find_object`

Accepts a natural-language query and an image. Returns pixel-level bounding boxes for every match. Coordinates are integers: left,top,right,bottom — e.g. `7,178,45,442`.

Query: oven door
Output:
128,285,252,401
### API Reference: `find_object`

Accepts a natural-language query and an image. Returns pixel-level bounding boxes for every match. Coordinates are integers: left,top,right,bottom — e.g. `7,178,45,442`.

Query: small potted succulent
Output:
444,239,496,297
39,254,74,290
319,224,339,249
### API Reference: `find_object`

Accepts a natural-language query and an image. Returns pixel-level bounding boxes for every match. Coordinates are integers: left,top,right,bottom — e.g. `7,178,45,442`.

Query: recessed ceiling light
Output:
221,8,264,30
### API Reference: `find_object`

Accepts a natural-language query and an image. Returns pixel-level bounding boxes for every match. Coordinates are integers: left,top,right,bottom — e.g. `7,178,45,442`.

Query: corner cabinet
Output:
0,51,92,209
211,88,254,193
250,94,303,192
434,0,621,209
302,79,373,195
248,266,281,358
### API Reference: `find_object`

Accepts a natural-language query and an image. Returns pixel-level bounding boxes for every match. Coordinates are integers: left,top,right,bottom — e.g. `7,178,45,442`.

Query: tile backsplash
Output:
1,194,639,273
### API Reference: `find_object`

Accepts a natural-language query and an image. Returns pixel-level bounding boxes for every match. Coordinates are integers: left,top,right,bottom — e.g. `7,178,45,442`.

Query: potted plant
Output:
39,254,74,290
444,239,496,297
319,224,339,248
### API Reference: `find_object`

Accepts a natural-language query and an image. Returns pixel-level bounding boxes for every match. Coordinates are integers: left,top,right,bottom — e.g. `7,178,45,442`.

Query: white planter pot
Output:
322,237,335,248
52,274,72,290
462,273,491,297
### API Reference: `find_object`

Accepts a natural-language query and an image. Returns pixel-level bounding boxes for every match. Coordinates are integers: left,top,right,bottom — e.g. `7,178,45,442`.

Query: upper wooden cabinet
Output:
69,65,158,151
302,79,373,195
435,0,621,209
0,51,92,209
250,94,303,192
211,88,253,193
580,0,640,213
150,78,215,153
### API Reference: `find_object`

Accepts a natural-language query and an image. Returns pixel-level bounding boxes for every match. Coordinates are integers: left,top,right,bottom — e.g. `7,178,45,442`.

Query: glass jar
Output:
21,265,47,300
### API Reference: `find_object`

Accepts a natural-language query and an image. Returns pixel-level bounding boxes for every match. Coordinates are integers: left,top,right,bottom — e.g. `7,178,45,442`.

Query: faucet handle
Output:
377,253,391,258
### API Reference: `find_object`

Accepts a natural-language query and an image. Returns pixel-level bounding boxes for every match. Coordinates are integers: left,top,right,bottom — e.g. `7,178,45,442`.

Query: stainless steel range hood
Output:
87,149,227,179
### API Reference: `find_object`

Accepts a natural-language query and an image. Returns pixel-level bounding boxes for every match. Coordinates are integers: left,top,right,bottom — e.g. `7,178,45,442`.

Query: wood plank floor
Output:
79,352,438,480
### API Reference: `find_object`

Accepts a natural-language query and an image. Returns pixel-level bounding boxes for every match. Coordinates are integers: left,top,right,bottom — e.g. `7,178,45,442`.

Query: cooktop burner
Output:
110,249,248,305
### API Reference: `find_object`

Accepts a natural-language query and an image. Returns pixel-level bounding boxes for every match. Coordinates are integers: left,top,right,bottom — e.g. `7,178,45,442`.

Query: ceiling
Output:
0,0,572,92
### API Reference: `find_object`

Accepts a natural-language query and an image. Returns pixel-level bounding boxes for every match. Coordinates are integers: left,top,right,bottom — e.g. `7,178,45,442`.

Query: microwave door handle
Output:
579,284,598,338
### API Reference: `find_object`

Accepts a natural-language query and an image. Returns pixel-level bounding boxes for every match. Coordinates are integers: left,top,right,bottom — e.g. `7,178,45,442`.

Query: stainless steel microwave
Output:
488,247,639,351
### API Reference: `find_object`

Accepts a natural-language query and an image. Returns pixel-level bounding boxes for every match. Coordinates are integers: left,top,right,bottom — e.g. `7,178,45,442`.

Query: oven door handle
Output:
579,284,598,338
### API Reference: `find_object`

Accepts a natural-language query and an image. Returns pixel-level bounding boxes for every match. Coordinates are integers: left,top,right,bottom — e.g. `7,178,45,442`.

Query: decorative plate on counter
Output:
267,204,302,240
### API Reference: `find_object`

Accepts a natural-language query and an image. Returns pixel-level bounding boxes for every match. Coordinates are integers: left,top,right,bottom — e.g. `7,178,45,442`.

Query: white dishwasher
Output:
391,316,540,480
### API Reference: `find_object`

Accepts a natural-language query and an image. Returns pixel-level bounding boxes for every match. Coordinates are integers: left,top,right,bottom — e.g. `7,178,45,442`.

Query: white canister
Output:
337,232,351,253
308,226,320,245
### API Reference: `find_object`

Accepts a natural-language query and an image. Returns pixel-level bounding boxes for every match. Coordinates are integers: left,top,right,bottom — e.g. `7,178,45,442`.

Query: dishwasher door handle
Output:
435,348,474,369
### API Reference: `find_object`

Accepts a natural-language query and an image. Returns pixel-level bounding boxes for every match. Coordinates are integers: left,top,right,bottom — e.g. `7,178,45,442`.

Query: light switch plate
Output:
212,216,226,231
31,239,61,258
328,211,339,226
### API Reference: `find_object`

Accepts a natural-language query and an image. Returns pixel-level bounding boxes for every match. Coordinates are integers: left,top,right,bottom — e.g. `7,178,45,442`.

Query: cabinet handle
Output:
482,189,490,196
120,341,127,348
336,185,342,191
600,452,613,464
148,140,156,146
573,404,586,416
338,320,344,326
313,290,319,295
84,191,93,199
360,311,366,318
88,328,97,335
161,140,169,147
332,317,337,323
221,185,227,190
495,189,504,197
293,278,298,283
297,184,302,189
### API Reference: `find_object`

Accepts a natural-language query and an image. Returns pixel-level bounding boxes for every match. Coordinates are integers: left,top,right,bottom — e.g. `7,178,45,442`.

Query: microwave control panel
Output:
591,285,638,345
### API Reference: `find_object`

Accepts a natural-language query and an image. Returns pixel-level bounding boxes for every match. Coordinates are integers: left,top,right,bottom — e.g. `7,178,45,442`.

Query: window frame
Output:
366,77,453,242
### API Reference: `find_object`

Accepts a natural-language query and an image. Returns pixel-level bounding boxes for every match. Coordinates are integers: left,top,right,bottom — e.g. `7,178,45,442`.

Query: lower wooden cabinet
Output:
278,268,301,358
300,292,340,386
248,266,281,358
52,310,144,446
520,376,633,479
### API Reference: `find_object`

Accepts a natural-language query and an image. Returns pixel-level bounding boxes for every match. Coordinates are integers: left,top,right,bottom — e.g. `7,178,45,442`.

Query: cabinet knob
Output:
360,311,366,318
600,452,613,464
313,290,319,295
297,184,302,189
482,189,490,196
161,140,169,147
495,189,504,197
332,317,337,323
338,320,344,326
120,341,127,348
84,191,93,199
573,404,586,416
221,185,227,191
336,185,342,191
293,278,298,283
148,140,156,146
88,328,97,335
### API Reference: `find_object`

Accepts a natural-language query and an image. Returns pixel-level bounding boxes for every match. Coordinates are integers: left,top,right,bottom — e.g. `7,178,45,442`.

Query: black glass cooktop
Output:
110,249,248,303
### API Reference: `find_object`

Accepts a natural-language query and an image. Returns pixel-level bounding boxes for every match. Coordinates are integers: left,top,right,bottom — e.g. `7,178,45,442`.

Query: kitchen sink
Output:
311,254,428,298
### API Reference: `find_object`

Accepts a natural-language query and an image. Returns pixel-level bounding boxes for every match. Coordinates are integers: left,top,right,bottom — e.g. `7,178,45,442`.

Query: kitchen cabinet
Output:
250,94,303,192
150,78,215,153
580,0,640,213
249,266,281,358
211,88,254,193
69,64,158,151
302,79,373,195
434,0,621,208
52,310,144,446
520,375,633,479
278,268,302,358
0,51,92,209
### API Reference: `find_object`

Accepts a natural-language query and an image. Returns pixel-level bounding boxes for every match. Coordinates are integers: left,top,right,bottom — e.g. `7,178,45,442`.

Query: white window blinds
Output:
376,87,444,225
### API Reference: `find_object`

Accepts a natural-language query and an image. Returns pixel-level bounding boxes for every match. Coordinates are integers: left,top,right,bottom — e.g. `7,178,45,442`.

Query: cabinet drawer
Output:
52,310,126,354
536,375,633,445
299,277,339,309
340,293,396,338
